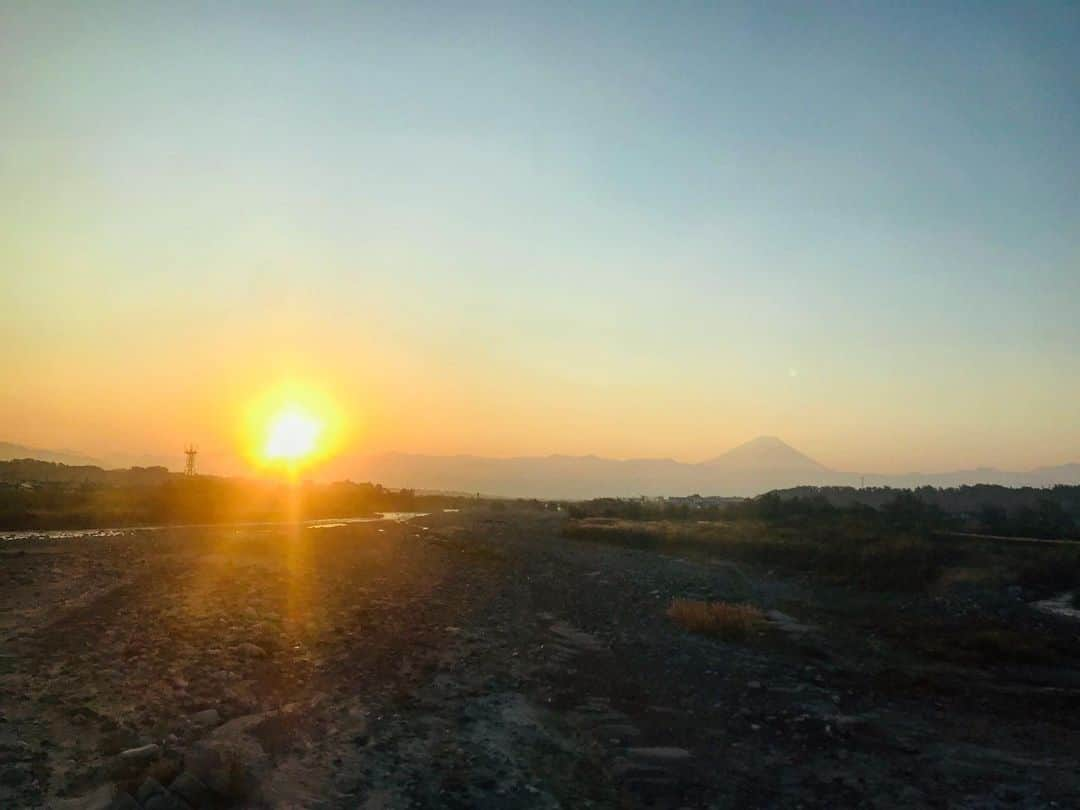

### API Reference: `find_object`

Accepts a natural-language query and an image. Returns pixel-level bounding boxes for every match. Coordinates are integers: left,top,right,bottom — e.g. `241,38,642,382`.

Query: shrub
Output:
563,518,945,592
1015,547,1080,595
903,620,1065,668
851,535,942,591
561,518,661,550
964,628,1058,665
666,599,764,641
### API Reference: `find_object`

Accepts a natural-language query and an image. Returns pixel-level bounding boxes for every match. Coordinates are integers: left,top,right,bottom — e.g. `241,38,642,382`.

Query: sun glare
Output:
241,381,348,473
264,407,322,462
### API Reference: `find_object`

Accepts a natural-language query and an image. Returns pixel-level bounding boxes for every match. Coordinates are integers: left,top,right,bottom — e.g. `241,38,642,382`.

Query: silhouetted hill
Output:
343,437,841,498
0,458,172,486
7,439,1080,499
344,440,1080,499
0,442,102,467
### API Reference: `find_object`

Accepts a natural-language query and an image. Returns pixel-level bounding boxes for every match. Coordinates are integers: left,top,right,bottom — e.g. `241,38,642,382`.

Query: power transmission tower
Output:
184,445,198,476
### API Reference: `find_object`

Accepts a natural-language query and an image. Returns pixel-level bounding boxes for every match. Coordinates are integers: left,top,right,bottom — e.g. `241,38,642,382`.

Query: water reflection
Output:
0,512,428,542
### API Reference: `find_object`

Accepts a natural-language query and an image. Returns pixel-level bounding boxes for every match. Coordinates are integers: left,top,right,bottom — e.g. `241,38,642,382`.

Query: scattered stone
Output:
143,790,188,810
51,783,117,810
549,621,607,652
0,764,29,786
250,622,281,648
169,771,214,807
117,743,161,766
108,792,140,810
185,713,270,800
765,609,816,635
136,776,166,804
146,756,183,788
627,746,693,761
190,708,220,728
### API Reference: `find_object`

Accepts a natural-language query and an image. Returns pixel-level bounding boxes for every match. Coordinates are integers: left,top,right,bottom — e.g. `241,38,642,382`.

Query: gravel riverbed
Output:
1,508,1078,808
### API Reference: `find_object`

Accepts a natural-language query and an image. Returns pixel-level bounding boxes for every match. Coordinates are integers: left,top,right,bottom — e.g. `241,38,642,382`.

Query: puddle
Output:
1032,591,1080,621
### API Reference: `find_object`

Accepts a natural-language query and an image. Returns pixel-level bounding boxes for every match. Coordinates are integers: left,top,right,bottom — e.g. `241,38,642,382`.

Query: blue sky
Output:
2,2,1078,472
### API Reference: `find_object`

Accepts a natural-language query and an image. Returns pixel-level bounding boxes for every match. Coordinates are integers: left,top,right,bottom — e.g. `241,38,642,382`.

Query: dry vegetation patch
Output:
666,599,764,641
564,518,943,591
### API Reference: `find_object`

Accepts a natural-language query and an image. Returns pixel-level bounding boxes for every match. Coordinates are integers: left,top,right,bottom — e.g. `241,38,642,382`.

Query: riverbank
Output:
2,506,1078,807
0,473,463,532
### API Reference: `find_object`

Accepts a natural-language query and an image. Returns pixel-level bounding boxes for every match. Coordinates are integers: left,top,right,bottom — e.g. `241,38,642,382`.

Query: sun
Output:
263,406,323,462
241,381,348,473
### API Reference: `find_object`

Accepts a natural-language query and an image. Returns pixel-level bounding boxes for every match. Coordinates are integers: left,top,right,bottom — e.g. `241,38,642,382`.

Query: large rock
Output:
135,776,166,804
51,784,117,810
189,708,220,728
117,743,161,766
109,792,140,810
627,746,693,761
249,622,281,649
142,791,188,810
52,785,140,810
184,713,270,801
98,728,140,756
110,742,162,777
169,771,214,807
235,643,267,660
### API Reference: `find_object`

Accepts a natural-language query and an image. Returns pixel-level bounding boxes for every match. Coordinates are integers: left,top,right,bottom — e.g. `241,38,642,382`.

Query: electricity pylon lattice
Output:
184,445,198,476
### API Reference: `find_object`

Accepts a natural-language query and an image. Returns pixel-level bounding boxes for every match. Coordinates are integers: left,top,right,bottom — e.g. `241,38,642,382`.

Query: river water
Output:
0,512,428,542
1032,591,1080,622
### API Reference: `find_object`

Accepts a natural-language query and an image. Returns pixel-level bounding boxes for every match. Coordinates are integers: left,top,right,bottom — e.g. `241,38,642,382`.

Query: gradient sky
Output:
2,2,1079,474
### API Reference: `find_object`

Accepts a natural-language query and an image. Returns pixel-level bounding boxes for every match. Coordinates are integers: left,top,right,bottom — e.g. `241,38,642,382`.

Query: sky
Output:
2,1,1079,475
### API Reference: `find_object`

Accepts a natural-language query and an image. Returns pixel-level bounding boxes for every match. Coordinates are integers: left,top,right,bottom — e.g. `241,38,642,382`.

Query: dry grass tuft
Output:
666,599,764,641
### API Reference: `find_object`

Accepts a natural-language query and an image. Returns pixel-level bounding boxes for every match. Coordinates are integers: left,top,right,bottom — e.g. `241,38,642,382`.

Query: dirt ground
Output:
1,507,1078,808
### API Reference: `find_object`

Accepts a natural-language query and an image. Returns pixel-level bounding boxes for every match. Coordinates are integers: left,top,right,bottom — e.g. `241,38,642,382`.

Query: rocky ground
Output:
1,507,1078,808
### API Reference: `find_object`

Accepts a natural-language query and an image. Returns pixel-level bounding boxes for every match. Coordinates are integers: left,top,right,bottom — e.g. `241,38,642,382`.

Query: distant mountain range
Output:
336,436,1080,498
0,457,172,486
0,442,222,475
0,442,103,468
5,437,1080,499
